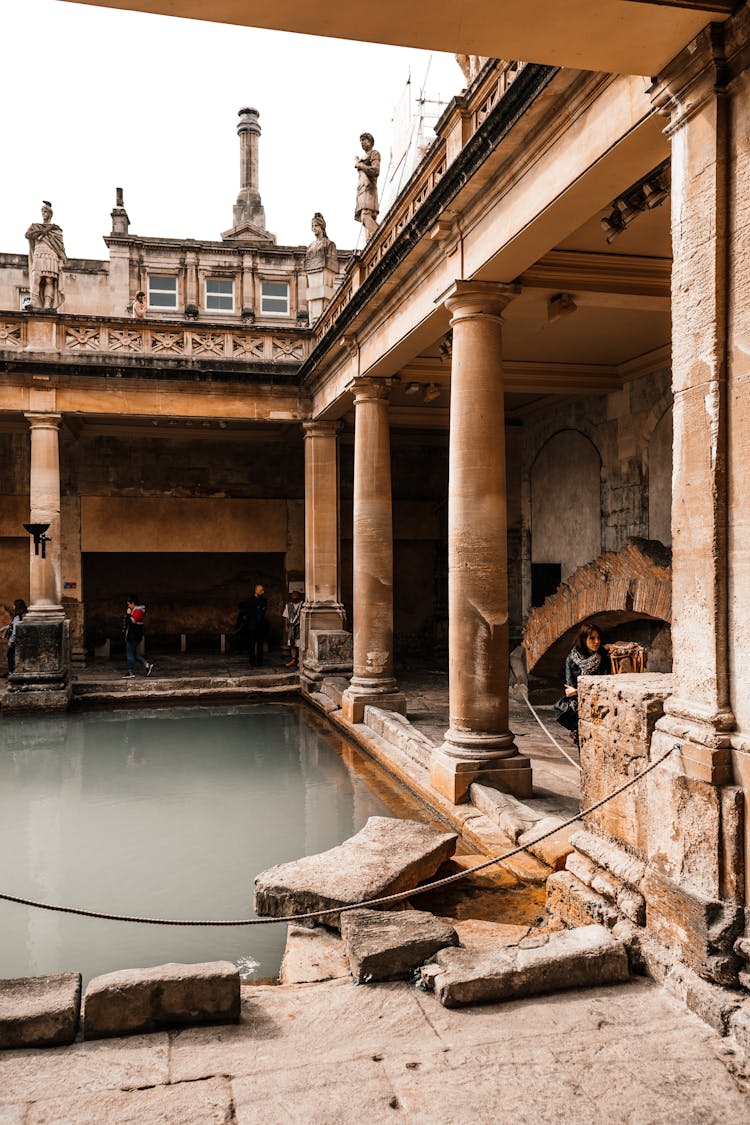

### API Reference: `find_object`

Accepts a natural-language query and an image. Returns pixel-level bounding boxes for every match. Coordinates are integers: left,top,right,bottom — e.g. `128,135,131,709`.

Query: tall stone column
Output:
614,15,750,982
300,420,352,690
341,379,406,723
429,281,531,802
5,412,71,711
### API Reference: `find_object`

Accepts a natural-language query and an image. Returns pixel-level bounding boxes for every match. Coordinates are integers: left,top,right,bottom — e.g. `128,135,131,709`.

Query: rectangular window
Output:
147,275,178,309
205,277,234,312
260,281,289,316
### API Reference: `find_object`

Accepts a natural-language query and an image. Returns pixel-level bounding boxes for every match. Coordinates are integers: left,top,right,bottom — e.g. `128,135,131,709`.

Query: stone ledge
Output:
82,961,240,1040
0,973,81,1049
471,784,575,870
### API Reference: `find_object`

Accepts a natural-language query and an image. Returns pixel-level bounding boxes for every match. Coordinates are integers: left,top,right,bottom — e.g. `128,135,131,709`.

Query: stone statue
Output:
131,290,147,319
455,55,489,83
354,133,380,242
305,213,338,272
25,201,67,310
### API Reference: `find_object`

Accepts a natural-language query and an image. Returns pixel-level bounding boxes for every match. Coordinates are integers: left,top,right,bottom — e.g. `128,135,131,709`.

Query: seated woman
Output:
557,623,612,744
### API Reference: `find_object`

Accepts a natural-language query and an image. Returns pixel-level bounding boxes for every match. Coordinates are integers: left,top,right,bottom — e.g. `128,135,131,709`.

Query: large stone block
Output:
82,962,240,1040
421,924,630,1008
0,973,81,1049
578,674,672,853
254,817,457,929
340,908,459,983
546,871,619,930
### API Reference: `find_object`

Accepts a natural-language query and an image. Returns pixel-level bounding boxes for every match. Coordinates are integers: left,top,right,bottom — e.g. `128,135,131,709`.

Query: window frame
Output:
204,276,235,313
147,274,179,311
260,280,290,317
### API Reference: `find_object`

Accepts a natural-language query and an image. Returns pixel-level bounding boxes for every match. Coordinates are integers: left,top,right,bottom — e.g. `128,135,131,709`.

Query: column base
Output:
4,615,71,713
429,746,533,804
301,628,353,691
341,684,407,724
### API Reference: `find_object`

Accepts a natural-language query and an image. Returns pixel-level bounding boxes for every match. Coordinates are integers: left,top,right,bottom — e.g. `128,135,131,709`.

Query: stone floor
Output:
0,977,747,1123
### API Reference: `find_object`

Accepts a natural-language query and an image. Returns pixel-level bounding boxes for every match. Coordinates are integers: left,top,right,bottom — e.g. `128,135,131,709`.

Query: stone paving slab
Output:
280,925,351,984
0,1033,169,1105
340,908,458,983
23,1076,233,1125
0,978,747,1122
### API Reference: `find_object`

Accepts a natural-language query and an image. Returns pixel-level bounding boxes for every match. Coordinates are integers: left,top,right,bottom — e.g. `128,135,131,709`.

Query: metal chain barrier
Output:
0,745,676,927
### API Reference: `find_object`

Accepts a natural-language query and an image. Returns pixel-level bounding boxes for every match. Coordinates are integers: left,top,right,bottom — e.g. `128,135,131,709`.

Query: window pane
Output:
261,298,288,313
207,279,233,296
149,292,178,307
206,294,233,310
149,276,177,293
261,282,288,298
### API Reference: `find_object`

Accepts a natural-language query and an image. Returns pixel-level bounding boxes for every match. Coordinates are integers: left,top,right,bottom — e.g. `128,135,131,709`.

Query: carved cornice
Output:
518,250,671,296
649,22,729,133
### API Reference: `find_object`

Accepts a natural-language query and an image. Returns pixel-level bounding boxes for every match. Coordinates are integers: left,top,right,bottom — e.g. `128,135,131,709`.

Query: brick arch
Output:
523,537,671,678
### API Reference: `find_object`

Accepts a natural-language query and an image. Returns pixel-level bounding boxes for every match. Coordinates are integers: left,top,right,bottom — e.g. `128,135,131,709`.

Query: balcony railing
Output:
313,60,526,345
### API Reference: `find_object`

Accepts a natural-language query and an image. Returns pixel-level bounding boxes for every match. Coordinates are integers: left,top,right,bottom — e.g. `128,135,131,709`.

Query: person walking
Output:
2,599,27,675
123,598,154,679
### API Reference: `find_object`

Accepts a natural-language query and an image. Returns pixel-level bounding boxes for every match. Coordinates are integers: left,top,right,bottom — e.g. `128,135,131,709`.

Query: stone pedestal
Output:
429,282,531,802
306,267,337,324
341,380,406,724
4,616,71,712
300,420,352,690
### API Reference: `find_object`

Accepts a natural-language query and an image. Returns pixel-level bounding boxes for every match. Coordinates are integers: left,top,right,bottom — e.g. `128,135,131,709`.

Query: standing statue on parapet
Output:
25,201,67,310
455,55,489,83
305,213,338,272
354,133,380,242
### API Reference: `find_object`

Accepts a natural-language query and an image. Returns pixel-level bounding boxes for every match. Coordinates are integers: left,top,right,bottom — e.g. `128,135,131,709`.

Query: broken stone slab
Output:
340,908,459,983
280,925,350,984
82,961,240,1040
0,973,81,1049
470,784,541,840
518,817,575,871
569,829,646,888
449,919,531,951
420,924,630,1008
254,817,458,930
546,870,620,930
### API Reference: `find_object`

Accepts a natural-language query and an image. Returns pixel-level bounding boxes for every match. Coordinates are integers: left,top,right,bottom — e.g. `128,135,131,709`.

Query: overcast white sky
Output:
1,1,465,260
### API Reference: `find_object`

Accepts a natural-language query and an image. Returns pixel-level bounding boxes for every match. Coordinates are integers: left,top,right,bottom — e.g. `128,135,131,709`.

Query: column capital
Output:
24,412,62,430
350,376,393,404
303,419,343,439
648,22,728,134
440,280,520,322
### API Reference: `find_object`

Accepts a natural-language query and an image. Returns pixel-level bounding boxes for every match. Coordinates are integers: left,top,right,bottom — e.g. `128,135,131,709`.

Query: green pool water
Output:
0,702,433,985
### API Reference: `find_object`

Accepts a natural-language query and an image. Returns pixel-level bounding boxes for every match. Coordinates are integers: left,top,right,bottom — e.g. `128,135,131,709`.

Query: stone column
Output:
341,379,406,723
5,412,71,711
300,421,351,690
429,281,531,802
25,412,63,616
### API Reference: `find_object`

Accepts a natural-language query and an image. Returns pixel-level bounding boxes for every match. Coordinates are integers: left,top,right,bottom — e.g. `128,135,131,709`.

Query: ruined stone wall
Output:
519,366,672,621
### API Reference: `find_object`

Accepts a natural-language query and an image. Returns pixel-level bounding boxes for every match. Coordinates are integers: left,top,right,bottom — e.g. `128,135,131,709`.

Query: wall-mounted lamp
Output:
24,522,51,559
600,160,671,245
423,384,441,404
439,332,453,362
404,382,421,396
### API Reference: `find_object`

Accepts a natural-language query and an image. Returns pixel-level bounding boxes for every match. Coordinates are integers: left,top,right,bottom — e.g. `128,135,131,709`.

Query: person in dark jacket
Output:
123,598,154,679
239,584,268,667
557,623,611,744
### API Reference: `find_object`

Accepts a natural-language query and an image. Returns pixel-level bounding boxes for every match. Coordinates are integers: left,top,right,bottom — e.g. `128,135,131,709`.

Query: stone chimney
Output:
110,187,129,235
233,107,266,231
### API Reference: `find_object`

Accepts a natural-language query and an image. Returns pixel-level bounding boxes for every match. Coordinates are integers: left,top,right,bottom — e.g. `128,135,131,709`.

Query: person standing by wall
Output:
123,597,154,679
282,589,303,668
240,584,268,667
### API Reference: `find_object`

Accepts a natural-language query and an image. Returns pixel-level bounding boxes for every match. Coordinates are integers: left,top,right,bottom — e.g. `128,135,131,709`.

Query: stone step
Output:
82,961,240,1040
0,973,81,1049
420,923,630,1008
254,816,458,930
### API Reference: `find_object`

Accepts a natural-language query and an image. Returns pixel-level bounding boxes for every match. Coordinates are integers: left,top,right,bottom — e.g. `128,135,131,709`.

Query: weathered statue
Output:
354,133,380,242
305,213,338,272
455,54,489,83
131,290,147,319
25,201,67,310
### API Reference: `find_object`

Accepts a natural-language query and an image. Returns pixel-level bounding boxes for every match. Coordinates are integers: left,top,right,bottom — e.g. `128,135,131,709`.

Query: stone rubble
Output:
0,973,81,1049
470,783,575,869
340,908,459,983
82,961,240,1040
254,816,458,929
420,923,630,1008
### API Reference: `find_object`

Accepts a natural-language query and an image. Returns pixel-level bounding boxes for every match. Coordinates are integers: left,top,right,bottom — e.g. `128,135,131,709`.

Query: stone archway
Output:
523,537,672,679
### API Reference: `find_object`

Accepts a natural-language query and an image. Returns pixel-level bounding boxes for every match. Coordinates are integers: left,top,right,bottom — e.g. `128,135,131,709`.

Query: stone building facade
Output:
5,0,750,1016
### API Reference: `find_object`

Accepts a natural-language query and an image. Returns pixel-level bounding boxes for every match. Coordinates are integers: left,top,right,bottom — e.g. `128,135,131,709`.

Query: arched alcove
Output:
530,430,601,600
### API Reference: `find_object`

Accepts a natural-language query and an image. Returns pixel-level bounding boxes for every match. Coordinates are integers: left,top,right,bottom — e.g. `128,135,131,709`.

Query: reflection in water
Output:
0,703,425,985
